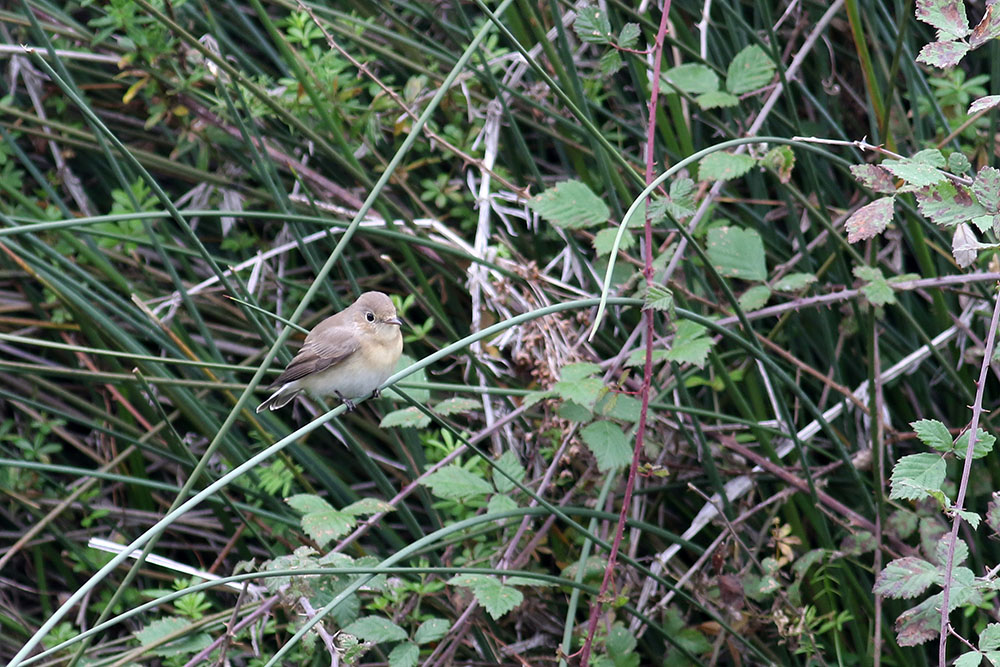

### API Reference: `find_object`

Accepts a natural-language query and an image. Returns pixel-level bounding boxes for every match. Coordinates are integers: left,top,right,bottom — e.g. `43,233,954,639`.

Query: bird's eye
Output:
366,311,375,322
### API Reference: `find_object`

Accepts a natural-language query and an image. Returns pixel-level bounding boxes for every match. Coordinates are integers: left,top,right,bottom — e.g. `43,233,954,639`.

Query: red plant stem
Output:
578,2,671,664
938,284,1000,665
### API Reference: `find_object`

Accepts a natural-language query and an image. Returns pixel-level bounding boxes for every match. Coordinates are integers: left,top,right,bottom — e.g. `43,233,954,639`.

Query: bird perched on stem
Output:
256,291,403,413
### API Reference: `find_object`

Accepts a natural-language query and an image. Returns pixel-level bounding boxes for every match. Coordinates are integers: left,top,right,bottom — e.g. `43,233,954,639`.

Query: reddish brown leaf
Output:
846,196,895,243
850,164,897,194
970,4,1000,48
916,40,971,68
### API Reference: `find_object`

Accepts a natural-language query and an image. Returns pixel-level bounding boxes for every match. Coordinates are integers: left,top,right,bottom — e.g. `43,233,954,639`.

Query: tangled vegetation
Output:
1,0,1000,665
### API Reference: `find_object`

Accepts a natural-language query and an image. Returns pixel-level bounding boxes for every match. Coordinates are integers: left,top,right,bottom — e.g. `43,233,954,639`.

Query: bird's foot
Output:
336,392,356,411
371,387,381,399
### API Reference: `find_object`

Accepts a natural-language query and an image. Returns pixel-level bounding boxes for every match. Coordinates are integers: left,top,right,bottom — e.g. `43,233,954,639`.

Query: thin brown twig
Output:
873,325,884,667
720,439,914,559
578,3,671,663
938,283,1000,665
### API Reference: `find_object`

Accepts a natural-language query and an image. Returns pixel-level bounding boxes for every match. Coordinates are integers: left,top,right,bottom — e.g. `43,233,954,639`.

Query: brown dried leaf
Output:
970,4,1000,48
846,197,895,243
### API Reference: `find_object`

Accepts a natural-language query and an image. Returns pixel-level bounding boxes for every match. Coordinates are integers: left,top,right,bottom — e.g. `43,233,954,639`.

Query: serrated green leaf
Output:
301,510,355,548
560,362,601,381
911,419,953,452
695,90,740,109
726,44,775,94
414,618,450,645
380,407,431,429
422,465,492,500
342,498,394,516
388,641,419,667
448,575,524,619
974,166,1000,213
553,377,604,408
574,5,613,44
286,494,333,514
846,197,895,243
595,390,642,422
853,265,882,282
433,397,481,416
594,226,634,256
773,272,817,292
487,494,519,515
644,283,674,311
607,622,638,655
669,177,695,210
599,49,624,77
889,453,946,500
873,556,940,598
883,154,946,187
558,400,593,422
666,320,714,368
860,276,896,306
343,616,408,643
493,450,525,494
528,180,610,229
954,653,983,667
663,63,719,95
913,148,947,167
915,0,970,40
706,226,766,280
915,182,986,226
618,22,640,48
917,40,971,68
954,427,996,460
285,493,364,548
980,623,1000,652
698,152,757,182
738,284,771,310
948,152,971,174
522,390,551,408
649,186,695,221
934,535,968,566
624,348,670,368
957,509,982,529
580,420,633,472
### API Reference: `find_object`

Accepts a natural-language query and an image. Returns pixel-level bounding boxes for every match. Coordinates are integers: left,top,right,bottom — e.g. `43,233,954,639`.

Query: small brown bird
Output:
256,291,403,413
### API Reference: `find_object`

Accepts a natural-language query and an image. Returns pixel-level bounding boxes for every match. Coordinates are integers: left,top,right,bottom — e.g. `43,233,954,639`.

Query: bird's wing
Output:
271,324,359,386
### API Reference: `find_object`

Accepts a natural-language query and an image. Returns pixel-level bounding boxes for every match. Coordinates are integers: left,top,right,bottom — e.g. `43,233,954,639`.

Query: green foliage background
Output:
0,0,999,665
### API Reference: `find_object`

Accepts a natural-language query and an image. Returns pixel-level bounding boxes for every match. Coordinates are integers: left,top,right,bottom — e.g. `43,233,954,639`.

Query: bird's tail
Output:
255,385,300,413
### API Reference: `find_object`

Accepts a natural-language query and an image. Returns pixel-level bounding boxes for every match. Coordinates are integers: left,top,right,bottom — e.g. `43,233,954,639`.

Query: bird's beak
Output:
388,316,404,327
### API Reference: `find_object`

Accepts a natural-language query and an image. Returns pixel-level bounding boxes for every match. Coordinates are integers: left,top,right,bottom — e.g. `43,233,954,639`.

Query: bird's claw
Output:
336,392,356,411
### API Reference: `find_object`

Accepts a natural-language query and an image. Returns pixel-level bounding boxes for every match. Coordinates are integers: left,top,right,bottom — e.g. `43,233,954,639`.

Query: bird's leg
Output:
335,391,356,411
